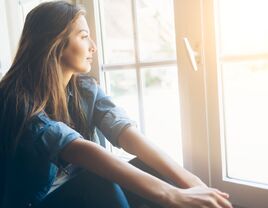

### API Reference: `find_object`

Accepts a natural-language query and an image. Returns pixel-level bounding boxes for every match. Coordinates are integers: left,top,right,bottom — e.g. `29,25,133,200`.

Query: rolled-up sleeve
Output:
32,113,83,166
93,86,136,147
40,121,82,165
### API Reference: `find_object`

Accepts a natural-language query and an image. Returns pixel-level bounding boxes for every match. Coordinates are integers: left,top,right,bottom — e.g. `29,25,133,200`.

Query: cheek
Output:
68,44,84,59
62,44,86,67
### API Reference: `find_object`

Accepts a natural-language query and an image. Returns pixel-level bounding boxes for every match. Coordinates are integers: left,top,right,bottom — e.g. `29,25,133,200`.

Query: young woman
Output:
0,1,233,208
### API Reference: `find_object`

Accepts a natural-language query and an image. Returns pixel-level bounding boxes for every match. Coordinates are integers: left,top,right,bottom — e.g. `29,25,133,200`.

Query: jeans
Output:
37,158,173,208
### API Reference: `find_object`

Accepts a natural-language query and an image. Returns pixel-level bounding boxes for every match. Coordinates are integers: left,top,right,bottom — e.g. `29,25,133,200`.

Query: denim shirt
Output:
1,75,136,208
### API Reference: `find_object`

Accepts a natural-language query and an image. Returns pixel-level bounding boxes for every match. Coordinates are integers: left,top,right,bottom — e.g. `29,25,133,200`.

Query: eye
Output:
82,35,88,39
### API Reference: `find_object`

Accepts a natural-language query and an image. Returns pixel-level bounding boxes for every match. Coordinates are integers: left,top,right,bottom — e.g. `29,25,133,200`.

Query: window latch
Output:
183,37,200,72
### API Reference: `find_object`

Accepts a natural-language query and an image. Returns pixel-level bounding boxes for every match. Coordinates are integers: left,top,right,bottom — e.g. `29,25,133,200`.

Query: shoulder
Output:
75,74,107,100
76,74,98,92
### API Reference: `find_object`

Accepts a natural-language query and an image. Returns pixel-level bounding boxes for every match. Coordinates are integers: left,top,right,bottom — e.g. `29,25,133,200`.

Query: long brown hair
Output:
0,1,89,155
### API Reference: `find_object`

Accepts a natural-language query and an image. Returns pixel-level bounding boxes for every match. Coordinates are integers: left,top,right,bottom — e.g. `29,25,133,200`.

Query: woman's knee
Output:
39,170,129,208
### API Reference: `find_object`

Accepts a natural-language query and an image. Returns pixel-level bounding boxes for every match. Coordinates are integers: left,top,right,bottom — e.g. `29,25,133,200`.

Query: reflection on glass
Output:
222,61,268,185
218,0,268,55
100,0,135,64
136,0,176,61
142,66,182,164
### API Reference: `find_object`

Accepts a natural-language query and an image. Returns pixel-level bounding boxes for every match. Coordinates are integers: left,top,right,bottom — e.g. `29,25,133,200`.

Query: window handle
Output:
183,37,199,72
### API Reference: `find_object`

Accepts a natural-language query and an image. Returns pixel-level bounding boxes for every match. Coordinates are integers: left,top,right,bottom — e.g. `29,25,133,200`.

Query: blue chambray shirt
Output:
2,74,136,208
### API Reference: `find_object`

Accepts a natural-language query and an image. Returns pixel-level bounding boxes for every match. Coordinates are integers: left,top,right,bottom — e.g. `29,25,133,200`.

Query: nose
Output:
89,39,97,53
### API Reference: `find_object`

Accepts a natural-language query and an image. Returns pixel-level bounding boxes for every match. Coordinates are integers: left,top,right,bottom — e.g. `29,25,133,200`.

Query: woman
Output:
0,1,233,208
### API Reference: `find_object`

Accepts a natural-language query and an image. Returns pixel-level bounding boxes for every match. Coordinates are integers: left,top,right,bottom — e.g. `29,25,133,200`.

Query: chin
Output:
85,66,92,73
79,65,92,73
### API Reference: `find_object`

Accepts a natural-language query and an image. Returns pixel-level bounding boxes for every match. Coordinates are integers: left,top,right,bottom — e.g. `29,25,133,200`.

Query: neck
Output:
62,70,73,88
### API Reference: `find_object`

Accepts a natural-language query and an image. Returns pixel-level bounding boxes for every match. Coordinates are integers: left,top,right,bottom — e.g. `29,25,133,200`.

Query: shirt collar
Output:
66,85,73,97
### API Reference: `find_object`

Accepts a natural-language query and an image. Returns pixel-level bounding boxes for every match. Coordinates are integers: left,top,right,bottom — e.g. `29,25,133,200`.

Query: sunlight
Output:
217,0,268,185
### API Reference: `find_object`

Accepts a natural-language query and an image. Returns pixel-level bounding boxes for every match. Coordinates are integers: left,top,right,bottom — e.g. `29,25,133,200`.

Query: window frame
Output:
174,0,268,207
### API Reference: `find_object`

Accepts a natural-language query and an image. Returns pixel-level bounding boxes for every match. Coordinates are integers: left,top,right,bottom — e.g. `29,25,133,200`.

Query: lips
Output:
86,57,93,63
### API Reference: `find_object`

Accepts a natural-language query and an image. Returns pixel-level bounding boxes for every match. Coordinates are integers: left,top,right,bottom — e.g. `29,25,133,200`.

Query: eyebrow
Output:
78,29,89,34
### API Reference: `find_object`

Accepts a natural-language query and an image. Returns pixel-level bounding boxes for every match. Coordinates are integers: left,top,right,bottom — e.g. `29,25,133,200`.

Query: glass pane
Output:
218,0,268,55
222,60,268,185
105,69,139,125
105,69,139,161
142,66,182,164
136,0,176,62
100,0,135,64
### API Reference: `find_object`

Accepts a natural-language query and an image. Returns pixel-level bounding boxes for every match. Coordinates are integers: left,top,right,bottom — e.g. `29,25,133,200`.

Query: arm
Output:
118,126,206,188
60,139,172,206
60,138,232,208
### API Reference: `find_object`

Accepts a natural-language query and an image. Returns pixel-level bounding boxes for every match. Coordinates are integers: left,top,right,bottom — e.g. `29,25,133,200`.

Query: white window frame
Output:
174,0,211,185
174,0,268,207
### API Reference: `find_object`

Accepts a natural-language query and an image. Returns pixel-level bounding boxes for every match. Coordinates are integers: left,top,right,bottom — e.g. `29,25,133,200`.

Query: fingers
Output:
213,188,230,199
211,190,233,208
180,186,233,208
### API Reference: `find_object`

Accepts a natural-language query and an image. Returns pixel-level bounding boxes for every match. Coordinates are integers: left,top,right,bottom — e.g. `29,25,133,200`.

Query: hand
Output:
167,186,233,208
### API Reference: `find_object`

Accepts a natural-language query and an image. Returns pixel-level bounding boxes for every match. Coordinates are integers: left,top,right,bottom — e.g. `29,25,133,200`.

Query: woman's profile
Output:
0,1,233,208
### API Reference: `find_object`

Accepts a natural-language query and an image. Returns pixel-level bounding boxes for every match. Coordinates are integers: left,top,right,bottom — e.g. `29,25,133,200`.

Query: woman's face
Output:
61,15,96,74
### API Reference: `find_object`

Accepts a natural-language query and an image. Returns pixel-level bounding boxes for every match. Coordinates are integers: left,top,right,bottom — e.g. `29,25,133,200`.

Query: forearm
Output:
60,138,233,208
139,143,206,188
60,139,178,207
119,126,206,188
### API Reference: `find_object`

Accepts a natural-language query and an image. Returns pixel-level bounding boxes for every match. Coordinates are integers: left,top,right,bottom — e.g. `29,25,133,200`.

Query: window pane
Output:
100,0,135,64
222,60,268,185
142,66,182,164
105,69,140,127
136,0,176,61
218,0,268,55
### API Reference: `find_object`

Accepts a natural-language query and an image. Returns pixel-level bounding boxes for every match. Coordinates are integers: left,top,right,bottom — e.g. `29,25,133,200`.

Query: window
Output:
0,0,54,79
175,0,268,207
0,0,11,79
217,0,268,187
95,0,183,164
2,0,183,164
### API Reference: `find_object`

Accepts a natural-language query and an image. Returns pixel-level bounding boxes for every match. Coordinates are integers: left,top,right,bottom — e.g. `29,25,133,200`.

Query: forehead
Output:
71,15,90,34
